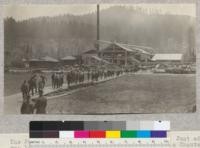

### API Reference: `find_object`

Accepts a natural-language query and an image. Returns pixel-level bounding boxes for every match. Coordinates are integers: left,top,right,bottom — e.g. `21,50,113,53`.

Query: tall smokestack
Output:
97,4,100,51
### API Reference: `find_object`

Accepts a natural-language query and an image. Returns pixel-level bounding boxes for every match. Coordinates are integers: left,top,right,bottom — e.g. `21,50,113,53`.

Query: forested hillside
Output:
4,6,195,67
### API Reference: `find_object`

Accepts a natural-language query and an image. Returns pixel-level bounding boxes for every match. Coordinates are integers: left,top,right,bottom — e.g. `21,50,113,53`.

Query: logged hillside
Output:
4,6,195,67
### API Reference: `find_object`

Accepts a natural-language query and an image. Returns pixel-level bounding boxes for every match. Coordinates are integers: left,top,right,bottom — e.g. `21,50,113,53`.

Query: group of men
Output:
19,67,134,114
51,72,64,89
65,69,125,88
20,90,47,114
21,73,46,97
20,73,47,114
66,70,85,87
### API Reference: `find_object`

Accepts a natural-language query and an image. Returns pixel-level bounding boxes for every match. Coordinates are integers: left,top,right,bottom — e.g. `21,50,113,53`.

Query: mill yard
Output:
4,72,195,114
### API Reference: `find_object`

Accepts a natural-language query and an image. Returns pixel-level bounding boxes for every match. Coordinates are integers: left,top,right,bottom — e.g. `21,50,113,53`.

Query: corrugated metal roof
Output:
152,54,183,61
61,56,76,60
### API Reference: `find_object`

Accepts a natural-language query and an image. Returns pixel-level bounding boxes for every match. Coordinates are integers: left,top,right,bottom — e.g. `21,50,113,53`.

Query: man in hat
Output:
20,95,34,114
21,80,29,98
34,90,47,114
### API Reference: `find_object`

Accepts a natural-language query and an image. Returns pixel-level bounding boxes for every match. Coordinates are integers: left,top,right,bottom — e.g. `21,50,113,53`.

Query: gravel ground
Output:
46,74,196,114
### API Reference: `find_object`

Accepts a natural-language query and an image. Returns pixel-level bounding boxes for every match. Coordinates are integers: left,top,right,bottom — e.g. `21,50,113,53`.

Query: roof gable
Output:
101,42,153,55
41,56,58,62
61,56,76,60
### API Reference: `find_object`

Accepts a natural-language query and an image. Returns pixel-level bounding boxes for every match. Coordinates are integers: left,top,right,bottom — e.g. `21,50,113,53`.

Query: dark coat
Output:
34,96,47,114
21,102,34,114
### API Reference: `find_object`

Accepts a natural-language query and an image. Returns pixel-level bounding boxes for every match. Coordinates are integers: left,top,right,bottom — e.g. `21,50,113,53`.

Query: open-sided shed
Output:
60,56,77,66
28,56,59,69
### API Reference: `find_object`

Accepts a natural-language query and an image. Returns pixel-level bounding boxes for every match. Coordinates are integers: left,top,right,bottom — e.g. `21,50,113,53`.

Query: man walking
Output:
34,90,47,114
21,80,29,98
40,74,47,89
20,95,34,114
51,73,55,89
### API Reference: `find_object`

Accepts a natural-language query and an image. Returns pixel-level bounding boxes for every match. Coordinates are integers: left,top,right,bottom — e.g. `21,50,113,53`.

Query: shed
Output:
152,54,183,62
60,56,77,66
29,56,59,69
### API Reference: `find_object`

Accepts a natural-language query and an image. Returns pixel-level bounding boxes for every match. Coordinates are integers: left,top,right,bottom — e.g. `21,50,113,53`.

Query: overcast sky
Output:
4,4,196,21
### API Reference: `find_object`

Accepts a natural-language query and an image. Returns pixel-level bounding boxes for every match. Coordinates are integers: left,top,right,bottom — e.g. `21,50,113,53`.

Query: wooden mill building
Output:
99,42,154,66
